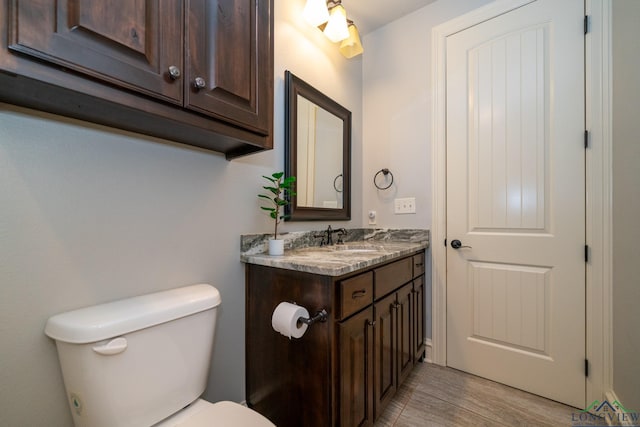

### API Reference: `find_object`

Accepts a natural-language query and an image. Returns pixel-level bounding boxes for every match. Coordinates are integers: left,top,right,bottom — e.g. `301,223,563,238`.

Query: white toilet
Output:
44,284,274,427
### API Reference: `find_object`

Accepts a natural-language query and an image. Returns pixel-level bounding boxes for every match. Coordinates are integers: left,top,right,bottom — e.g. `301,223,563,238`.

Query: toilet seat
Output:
154,399,275,427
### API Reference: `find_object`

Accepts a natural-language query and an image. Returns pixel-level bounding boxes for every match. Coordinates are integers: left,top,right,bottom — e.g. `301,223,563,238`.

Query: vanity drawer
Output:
413,253,425,277
374,257,413,299
338,272,373,320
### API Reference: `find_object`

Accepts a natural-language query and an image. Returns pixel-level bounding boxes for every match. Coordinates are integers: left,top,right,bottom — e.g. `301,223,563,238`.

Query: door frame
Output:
430,0,613,405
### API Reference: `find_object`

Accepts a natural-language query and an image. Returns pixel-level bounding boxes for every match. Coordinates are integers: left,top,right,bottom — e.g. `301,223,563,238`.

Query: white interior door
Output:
446,0,585,408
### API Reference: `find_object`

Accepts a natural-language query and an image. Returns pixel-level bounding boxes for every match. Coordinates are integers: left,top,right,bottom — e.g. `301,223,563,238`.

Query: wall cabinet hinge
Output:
444,239,447,247
585,359,589,377
585,130,589,148
585,245,590,263
584,15,590,34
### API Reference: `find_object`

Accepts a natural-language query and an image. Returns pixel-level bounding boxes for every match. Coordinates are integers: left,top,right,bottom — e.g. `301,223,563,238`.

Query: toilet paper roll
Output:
271,302,309,339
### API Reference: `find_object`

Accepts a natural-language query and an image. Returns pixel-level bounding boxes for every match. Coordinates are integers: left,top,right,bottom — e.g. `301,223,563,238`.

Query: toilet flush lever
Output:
92,337,128,356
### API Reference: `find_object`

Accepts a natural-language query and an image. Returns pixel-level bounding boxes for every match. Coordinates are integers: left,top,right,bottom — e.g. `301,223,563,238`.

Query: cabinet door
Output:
373,293,397,419
413,276,426,362
8,0,183,103
338,308,374,427
396,283,413,386
186,0,273,135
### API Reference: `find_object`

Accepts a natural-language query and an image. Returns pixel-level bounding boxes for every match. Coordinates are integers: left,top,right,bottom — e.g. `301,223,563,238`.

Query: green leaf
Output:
262,186,280,195
272,172,284,179
260,206,275,212
269,212,277,219
262,175,276,183
258,194,272,200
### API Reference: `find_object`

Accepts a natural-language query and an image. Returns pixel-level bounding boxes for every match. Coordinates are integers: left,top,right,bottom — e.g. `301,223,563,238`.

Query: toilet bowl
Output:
45,284,274,427
154,399,273,427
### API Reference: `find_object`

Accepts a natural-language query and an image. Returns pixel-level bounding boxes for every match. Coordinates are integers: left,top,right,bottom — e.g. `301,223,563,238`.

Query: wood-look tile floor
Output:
374,362,579,426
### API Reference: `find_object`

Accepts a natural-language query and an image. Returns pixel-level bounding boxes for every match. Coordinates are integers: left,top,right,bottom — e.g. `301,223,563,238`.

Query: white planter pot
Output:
268,239,284,256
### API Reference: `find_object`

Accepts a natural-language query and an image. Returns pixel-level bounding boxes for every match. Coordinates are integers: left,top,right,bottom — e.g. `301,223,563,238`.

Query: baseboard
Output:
423,338,433,363
601,390,638,426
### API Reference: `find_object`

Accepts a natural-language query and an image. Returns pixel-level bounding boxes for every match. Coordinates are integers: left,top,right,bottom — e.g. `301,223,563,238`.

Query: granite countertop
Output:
240,229,429,277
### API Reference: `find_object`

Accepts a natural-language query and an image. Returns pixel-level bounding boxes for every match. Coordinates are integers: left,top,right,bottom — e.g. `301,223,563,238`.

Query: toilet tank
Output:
45,284,222,427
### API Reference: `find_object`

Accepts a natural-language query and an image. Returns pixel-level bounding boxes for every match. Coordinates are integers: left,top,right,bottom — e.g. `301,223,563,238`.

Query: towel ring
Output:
374,168,394,190
333,174,343,192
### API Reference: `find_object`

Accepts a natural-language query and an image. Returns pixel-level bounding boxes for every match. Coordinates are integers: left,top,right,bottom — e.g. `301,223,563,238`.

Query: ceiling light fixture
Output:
302,0,364,58
339,20,364,58
302,0,330,27
323,3,349,43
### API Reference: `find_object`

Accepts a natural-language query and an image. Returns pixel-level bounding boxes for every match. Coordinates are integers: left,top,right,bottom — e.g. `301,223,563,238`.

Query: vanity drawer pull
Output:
339,272,373,320
352,289,367,299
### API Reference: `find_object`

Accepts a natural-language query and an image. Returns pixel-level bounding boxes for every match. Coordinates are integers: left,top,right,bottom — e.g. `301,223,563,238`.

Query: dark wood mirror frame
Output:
285,70,351,221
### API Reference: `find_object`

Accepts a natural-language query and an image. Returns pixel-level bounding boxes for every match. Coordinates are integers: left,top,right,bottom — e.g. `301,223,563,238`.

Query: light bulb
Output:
339,23,364,58
303,0,330,27
323,5,349,43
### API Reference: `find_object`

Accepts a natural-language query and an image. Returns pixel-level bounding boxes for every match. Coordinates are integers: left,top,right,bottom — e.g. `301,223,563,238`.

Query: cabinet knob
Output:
168,66,181,80
194,77,207,90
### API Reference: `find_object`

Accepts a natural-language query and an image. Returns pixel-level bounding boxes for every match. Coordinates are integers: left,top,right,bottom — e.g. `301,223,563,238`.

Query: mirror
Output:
285,71,351,220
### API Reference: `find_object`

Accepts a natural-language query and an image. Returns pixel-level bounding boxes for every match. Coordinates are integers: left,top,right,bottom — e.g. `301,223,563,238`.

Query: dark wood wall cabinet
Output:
246,251,427,427
0,0,273,159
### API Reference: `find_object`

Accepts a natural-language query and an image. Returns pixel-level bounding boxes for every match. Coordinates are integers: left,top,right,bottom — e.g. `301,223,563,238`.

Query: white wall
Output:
362,0,492,340
0,1,362,425
612,0,640,411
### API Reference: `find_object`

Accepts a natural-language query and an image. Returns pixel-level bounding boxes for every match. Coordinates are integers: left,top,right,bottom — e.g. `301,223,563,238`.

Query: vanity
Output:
241,230,429,427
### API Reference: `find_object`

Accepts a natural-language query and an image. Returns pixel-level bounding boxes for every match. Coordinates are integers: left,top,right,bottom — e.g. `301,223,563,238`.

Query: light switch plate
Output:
394,197,416,214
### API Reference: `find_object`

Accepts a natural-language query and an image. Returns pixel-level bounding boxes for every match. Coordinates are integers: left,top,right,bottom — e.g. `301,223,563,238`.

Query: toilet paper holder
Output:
298,309,328,326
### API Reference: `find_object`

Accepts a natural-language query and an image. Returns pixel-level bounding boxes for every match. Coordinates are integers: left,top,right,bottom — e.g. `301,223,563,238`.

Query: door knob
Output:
450,239,472,249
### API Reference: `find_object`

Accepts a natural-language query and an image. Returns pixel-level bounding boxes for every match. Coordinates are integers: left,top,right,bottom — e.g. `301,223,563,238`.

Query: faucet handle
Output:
313,233,327,246
335,228,348,245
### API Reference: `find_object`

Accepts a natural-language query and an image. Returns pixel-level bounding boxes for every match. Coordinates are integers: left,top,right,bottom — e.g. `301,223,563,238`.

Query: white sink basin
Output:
296,244,384,255
333,244,383,253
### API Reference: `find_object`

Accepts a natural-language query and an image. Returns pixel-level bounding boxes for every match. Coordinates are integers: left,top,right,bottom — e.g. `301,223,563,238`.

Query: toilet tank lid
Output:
45,284,221,344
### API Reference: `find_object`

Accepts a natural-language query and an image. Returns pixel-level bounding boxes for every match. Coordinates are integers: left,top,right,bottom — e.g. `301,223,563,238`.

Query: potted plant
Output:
258,172,296,255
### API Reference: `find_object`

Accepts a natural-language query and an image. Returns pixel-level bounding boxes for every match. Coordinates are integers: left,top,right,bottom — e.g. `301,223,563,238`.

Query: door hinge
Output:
585,245,590,263
585,130,589,149
585,359,589,377
584,15,590,34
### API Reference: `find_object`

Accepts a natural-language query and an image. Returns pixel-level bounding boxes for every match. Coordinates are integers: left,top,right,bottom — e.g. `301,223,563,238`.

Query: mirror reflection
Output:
296,94,343,209
285,71,351,221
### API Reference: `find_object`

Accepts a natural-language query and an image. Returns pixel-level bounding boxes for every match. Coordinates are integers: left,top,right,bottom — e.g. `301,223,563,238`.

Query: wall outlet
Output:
368,210,377,225
394,197,416,214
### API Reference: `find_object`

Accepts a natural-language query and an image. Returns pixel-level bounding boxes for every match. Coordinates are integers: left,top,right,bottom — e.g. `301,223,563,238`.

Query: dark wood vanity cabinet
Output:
338,307,374,427
0,0,273,158
372,259,419,419
245,250,426,427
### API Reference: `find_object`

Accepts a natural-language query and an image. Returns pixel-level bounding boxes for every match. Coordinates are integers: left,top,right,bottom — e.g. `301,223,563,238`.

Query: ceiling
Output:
343,0,437,35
